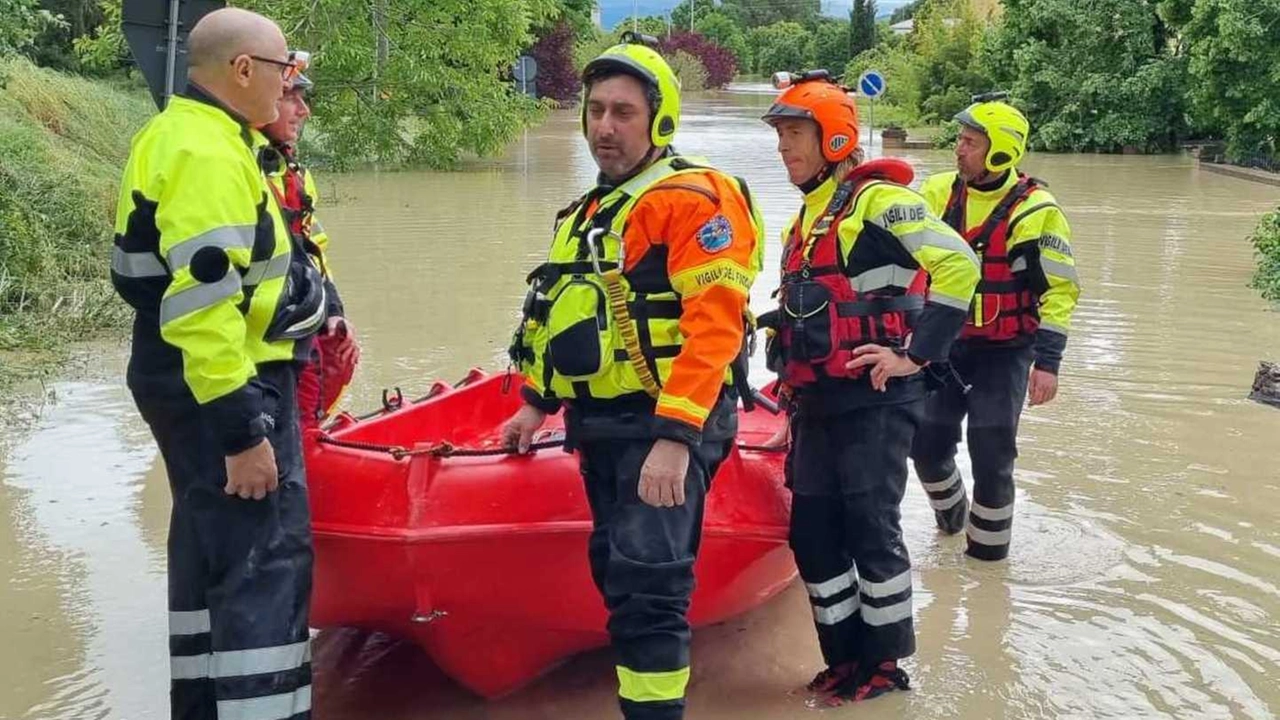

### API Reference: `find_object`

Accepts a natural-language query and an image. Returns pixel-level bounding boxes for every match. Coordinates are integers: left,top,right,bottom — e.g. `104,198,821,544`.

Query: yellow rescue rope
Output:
587,228,663,399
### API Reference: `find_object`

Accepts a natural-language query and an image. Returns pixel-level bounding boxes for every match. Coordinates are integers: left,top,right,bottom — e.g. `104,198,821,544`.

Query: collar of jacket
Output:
179,83,268,151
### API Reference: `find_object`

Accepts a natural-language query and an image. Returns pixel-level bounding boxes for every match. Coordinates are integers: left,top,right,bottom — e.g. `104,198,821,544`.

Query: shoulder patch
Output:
696,214,733,253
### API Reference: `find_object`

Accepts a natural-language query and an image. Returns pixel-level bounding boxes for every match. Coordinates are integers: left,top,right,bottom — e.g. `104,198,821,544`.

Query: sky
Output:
597,0,916,29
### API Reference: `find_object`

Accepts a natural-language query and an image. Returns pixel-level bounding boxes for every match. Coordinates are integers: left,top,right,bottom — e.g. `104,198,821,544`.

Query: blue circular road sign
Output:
858,70,886,100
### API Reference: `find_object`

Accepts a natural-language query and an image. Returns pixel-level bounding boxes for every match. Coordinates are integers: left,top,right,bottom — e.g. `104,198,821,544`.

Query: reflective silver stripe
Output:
171,654,210,680
159,272,241,325
214,641,311,678
928,289,972,311
245,253,291,287
1041,257,1079,282
892,226,971,254
216,686,311,720
169,609,211,636
970,501,1014,522
861,598,913,627
111,247,168,278
805,567,857,599
850,265,918,293
1010,256,1028,273
967,525,1013,547
930,487,966,511
1039,321,1068,337
860,571,912,600
167,225,256,269
920,469,961,493
812,595,860,625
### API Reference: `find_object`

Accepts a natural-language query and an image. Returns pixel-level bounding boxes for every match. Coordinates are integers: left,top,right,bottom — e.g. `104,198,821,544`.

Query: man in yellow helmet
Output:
111,8,320,718
502,32,763,720
911,96,1081,561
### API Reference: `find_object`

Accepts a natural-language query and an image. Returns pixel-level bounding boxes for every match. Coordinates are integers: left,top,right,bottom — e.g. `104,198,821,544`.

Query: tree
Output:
1,0,62,57
750,21,810,75
721,0,820,30
981,0,1188,153
850,0,877,57
530,21,580,103
659,31,737,88
695,10,749,69
1183,0,1280,162
808,19,851,75
913,0,990,123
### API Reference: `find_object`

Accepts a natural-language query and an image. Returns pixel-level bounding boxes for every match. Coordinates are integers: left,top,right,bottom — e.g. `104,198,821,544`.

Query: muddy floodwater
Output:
3,86,1279,719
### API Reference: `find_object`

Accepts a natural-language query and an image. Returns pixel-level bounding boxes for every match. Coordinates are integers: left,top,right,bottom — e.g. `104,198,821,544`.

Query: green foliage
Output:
845,35,922,120
750,21,810,75
72,0,121,74
0,57,148,350
721,0,821,30
665,49,707,91
808,19,851,75
849,0,877,57
1183,0,1280,163
913,0,991,123
981,0,1188,153
695,10,750,68
233,0,556,169
890,0,925,24
1,0,64,57
1249,208,1280,303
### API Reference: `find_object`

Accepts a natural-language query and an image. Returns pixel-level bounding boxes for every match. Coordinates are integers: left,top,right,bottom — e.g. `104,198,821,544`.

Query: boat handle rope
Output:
314,434,788,461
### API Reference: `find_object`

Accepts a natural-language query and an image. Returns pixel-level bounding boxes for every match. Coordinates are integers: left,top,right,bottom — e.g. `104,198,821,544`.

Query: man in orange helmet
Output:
759,70,979,706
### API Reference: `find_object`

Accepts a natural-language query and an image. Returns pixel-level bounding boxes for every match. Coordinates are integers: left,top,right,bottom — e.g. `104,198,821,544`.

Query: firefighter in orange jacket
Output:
502,34,763,720
760,71,979,706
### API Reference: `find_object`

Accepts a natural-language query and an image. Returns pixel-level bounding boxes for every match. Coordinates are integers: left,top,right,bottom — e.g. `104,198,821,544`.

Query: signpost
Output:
858,70,886,156
513,55,538,98
123,0,225,109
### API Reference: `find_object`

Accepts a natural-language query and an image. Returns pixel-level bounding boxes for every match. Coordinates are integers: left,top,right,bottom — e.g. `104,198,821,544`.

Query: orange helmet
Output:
761,72,860,163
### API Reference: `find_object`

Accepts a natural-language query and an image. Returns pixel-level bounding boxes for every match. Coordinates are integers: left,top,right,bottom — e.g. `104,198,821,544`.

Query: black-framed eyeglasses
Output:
234,55,302,82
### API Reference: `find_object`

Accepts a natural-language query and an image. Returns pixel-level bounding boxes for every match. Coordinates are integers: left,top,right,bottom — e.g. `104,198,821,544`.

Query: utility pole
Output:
633,0,638,33
690,0,695,32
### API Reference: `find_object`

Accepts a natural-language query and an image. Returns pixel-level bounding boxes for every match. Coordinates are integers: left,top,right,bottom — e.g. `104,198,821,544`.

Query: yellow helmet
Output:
580,32,681,147
954,96,1029,174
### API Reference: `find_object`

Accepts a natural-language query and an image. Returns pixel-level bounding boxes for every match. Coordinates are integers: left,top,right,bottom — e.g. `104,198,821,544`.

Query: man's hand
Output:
1028,368,1059,406
224,439,278,500
638,439,691,508
326,317,360,368
846,345,923,391
502,404,548,454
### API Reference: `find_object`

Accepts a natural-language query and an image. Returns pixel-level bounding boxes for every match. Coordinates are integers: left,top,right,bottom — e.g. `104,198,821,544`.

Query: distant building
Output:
890,18,914,34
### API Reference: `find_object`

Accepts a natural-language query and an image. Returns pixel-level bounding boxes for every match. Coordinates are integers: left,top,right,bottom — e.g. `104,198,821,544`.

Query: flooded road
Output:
3,87,1280,719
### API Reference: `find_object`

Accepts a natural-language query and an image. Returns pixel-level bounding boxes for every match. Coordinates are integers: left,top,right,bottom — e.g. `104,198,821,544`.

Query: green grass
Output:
0,57,152,387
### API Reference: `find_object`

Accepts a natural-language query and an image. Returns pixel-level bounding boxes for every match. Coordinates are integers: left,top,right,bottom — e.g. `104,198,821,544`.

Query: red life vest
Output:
774,159,928,387
943,173,1041,341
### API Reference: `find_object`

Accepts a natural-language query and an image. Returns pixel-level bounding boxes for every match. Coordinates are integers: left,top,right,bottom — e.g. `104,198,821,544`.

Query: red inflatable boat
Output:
303,370,795,698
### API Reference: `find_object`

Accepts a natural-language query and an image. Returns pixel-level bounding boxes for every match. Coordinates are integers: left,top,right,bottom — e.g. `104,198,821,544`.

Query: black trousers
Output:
911,344,1033,560
578,436,731,720
786,400,921,667
133,363,313,720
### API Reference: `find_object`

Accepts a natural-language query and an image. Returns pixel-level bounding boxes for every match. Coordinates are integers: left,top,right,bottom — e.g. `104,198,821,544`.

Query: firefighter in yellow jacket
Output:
110,9,319,719
910,95,1081,561
502,33,762,720
760,71,979,705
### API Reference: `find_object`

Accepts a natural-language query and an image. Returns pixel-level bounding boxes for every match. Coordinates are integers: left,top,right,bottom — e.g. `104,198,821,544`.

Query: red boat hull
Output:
304,371,795,698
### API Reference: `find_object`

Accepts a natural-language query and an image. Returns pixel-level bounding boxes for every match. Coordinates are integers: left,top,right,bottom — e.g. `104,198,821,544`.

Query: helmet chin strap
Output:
797,162,836,194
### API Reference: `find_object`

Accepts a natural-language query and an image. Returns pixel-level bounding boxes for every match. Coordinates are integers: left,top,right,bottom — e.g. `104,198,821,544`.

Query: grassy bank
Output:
0,58,152,387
